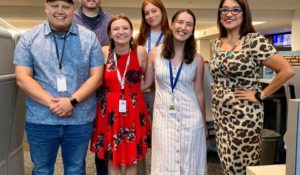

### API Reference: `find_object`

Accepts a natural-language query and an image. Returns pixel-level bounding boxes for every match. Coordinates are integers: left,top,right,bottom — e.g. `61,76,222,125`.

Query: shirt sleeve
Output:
13,34,33,67
89,32,104,68
250,33,277,61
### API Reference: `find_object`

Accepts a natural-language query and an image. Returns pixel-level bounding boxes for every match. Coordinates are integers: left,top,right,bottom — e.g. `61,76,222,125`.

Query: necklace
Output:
218,38,240,58
213,38,241,69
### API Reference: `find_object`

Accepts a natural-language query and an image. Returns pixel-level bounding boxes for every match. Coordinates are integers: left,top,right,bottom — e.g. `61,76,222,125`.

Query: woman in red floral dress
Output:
90,14,151,175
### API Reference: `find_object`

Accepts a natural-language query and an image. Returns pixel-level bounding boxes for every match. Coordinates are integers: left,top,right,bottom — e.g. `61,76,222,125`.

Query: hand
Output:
49,97,73,117
233,88,260,103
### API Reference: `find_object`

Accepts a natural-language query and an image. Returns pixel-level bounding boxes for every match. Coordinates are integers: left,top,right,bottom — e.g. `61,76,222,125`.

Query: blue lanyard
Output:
147,32,163,52
169,60,183,93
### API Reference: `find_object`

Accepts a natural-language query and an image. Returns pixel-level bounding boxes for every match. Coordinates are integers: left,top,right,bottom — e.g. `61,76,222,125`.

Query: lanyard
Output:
113,51,131,90
169,60,183,93
52,33,67,70
147,32,163,52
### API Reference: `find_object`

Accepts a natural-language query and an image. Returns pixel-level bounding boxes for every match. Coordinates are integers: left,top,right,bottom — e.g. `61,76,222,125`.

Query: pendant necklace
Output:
214,38,240,68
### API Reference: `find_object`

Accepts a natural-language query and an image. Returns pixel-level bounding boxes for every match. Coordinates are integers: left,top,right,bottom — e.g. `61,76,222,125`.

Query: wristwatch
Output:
69,97,78,107
254,91,263,104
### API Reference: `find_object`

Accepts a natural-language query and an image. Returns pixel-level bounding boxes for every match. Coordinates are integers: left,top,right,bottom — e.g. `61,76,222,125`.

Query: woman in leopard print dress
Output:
209,0,295,174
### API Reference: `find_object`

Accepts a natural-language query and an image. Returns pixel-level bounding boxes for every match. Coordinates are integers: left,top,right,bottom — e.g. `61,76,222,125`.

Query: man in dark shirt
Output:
74,0,112,46
73,1,112,174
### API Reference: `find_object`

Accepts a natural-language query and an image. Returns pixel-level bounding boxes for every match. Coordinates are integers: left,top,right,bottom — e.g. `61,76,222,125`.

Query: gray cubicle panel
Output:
0,30,14,75
204,63,213,122
0,75,17,175
286,99,300,175
0,30,17,174
7,32,26,175
8,87,26,175
284,67,300,99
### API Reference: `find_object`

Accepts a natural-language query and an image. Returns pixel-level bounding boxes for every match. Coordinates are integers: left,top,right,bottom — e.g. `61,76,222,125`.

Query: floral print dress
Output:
90,50,151,167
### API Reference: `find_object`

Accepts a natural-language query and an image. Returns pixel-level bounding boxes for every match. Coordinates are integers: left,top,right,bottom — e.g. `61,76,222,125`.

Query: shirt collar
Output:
78,6,104,17
44,20,79,37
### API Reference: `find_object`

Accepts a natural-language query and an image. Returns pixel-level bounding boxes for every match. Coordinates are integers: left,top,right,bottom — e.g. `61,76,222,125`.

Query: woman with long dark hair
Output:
210,0,295,174
143,9,207,175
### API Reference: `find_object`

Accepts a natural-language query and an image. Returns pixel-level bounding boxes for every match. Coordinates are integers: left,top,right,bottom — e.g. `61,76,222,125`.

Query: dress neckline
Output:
218,36,244,53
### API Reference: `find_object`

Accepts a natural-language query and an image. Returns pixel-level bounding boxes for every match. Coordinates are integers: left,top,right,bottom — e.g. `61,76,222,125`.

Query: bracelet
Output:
254,91,263,103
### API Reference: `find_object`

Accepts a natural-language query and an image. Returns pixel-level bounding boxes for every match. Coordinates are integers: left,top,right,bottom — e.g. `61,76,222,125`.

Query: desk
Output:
246,164,285,175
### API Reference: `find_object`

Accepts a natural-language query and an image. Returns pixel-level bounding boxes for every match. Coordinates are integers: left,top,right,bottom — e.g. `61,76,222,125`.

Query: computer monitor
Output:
262,66,276,79
273,33,291,47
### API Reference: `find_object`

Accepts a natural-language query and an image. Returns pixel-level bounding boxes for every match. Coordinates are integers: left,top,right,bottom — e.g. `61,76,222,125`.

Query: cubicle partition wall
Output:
8,33,26,175
0,30,25,175
285,67,300,99
286,99,300,175
0,30,16,175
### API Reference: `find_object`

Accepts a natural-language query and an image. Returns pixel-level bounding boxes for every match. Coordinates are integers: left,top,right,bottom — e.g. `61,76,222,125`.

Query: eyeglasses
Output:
219,7,242,15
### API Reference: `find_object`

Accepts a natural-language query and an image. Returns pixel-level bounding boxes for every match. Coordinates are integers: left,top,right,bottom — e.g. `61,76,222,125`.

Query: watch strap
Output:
69,97,78,107
254,91,263,103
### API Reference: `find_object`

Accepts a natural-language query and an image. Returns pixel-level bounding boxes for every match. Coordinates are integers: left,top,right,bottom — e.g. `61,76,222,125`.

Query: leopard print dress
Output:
209,33,276,175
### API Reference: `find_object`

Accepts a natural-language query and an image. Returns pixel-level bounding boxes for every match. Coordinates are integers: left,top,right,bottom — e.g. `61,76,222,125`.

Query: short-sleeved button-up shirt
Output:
14,21,104,125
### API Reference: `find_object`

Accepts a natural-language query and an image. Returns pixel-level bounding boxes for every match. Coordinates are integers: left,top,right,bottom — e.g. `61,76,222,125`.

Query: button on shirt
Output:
13,21,104,125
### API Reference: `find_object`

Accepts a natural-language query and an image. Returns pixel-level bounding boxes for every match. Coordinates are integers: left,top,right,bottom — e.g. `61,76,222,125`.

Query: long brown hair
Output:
107,14,137,64
136,0,169,45
107,14,137,50
217,0,256,38
162,9,196,64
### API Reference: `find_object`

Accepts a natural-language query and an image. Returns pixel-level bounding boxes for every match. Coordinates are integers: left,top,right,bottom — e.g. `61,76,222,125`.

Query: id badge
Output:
57,74,67,92
168,104,176,114
119,100,127,113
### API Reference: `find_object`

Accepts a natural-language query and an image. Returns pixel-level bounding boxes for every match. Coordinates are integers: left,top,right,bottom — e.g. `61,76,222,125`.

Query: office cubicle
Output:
286,99,300,175
0,30,25,175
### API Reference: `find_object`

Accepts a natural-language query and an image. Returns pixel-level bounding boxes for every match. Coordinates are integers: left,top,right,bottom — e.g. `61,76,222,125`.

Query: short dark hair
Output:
217,0,255,38
46,0,74,4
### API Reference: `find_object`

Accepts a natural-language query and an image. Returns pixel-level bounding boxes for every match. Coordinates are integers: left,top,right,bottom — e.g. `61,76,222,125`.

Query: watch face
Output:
70,98,78,107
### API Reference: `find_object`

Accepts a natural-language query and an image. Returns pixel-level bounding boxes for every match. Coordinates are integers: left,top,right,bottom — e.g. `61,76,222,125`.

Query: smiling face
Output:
79,0,100,9
144,3,163,30
45,1,74,31
171,11,194,42
220,0,243,32
109,18,133,46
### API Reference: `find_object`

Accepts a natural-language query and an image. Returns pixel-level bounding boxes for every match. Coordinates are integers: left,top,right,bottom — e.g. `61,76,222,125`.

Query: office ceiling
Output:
0,0,298,38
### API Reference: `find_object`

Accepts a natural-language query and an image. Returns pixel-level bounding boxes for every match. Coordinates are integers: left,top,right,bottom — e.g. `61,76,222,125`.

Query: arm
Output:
50,66,103,117
137,46,148,72
15,65,52,106
234,53,295,102
70,45,106,102
70,66,103,102
50,45,106,117
194,54,208,137
260,53,295,99
141,47,157,90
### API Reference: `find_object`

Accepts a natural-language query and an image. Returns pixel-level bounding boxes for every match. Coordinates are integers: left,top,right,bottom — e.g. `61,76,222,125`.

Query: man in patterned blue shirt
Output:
13,0,104,174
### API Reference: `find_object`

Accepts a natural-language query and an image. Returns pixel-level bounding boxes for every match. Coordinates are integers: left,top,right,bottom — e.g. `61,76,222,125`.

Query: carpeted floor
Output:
24,143,223,175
